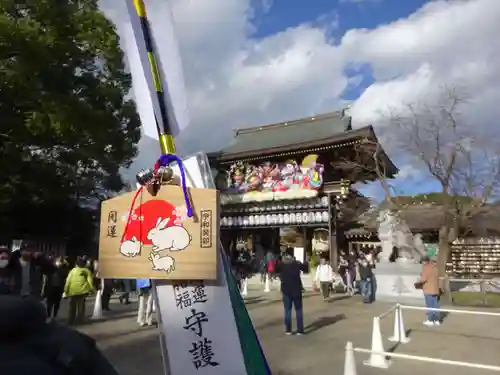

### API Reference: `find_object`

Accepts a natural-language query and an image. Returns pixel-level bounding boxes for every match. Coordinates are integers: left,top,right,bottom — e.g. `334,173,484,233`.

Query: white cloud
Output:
100,0,500,189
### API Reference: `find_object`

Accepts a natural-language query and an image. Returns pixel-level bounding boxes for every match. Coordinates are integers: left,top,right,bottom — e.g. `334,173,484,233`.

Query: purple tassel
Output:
157,154,193,218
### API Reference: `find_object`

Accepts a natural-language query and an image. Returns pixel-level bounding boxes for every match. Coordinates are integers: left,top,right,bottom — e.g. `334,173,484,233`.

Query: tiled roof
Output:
217,111,353,159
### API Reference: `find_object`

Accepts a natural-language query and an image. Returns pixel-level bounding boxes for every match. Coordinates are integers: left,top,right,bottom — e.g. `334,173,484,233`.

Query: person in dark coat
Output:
0,247,14,295
10,249,51,299
276,247,308,335
358,258,374,303
0,294,120,375
43,256,69,321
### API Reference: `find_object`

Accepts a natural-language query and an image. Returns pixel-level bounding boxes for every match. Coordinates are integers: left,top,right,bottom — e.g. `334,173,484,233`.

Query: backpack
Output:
1,321,120,375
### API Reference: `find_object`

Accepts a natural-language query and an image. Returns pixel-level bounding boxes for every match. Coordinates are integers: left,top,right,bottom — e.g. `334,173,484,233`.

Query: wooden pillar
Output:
302,226,308,263
328,194,339,268
348,241,353,254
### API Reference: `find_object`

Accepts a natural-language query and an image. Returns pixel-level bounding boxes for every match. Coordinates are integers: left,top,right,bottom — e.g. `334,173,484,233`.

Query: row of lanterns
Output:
221,211,329,227
223,197,329,213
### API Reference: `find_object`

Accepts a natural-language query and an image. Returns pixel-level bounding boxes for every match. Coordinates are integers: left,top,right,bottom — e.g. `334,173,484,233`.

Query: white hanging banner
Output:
123,0,189,140
153,152,247,375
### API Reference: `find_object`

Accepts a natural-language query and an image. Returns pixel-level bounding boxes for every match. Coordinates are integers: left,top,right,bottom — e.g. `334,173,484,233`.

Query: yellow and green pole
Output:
130,0,176,155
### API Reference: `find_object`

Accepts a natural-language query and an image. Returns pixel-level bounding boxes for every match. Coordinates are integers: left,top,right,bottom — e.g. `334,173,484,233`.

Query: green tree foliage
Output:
0,0,141,244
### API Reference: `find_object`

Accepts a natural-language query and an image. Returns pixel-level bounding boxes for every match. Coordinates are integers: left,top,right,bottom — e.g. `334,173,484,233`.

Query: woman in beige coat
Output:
416,256,440,326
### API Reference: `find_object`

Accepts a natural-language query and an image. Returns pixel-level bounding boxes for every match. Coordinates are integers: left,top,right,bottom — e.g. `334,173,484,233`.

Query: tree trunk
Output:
437,231,452,301
437,237,450,277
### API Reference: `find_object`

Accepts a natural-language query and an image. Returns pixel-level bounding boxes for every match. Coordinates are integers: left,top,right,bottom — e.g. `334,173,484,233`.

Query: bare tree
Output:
355,86,500,275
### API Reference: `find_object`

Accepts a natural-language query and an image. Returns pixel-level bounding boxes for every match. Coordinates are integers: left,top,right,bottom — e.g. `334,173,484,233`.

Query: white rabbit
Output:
147,217,192,252
149,253,175,274
120,236,141,257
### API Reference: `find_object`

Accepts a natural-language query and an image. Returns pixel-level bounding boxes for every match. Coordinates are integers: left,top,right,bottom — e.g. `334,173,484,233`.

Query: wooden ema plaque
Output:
98,184,218,280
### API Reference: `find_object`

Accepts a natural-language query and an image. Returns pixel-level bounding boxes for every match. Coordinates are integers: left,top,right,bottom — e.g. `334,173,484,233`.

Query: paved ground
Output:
71,290,500,375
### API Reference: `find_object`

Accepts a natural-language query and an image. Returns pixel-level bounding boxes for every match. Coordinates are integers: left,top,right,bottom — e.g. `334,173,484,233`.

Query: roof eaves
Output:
234,111,344,136
217,126,374,163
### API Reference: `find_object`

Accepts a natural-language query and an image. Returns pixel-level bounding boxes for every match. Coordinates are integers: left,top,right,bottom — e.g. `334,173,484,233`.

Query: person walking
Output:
314,257,333,300
136,278,154,326
64,257,94,325
415,255,441,326
358,257,374,303
366,250,377,301
43,256,69,321
276,247,308,335
119,279,133,304
101,279,114,311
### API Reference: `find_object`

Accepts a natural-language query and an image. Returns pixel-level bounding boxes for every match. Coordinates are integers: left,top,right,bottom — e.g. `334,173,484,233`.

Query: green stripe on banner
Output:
222,255,272,375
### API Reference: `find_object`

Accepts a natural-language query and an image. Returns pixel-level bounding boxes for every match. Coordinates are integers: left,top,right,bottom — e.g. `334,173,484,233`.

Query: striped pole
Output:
128,0,176,155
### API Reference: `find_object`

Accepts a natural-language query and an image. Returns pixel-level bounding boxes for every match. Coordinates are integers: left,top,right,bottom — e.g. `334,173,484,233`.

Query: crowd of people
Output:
257,245,441,335
0,246,97,324
0,246,157,328
0,241,441,344
0,246,122,374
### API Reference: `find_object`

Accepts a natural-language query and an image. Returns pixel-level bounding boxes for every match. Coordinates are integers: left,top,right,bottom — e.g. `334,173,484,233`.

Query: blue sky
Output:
257,0,455,200
252,0,435,200
254,0,429,40
252,0,430,104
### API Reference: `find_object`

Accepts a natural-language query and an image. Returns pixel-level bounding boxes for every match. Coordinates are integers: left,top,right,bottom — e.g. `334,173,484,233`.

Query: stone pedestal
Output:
373,259,424,304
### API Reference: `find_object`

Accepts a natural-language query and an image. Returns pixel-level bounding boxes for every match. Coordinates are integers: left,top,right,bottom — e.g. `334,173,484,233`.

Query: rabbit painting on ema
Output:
98,184,219,280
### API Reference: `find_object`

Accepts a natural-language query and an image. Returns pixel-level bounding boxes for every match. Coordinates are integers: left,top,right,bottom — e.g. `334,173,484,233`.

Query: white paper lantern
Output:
271,204,277,211
296,201,302,209
248,216,254,226
259,215,266,225
296,214,302,224
321,196,328,207
315,212,322,222
278,214,284,224
289,202,296,209
221,217,228,226
302,212,309,223
228,217,234,226
271,214,278,225
315,198,321,208
243,216,249,226
237,216,243,226
290,213,296,224
265,214,272,225
322,211,329,222
284,213,290,224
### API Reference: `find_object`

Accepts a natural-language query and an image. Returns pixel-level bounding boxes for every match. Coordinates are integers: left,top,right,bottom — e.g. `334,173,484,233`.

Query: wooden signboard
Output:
98,184,219,280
